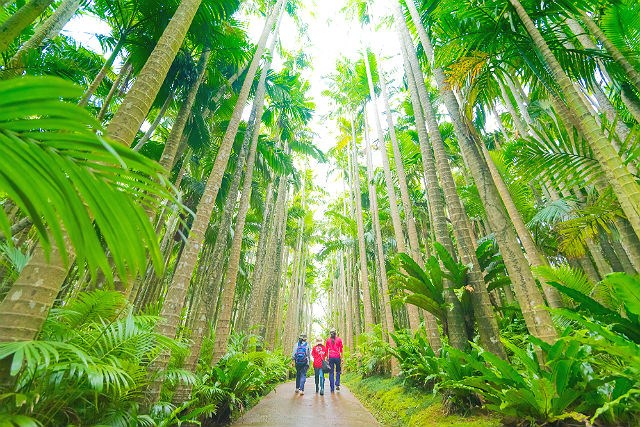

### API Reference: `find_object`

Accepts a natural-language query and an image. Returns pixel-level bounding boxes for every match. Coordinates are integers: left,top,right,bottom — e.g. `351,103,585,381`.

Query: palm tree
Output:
0,0,54,53
2,0,83,78
399,0,558,346
0,77,173,364
505,0,640,240
105,0,240,146
144,0,286,403
394,0,512,354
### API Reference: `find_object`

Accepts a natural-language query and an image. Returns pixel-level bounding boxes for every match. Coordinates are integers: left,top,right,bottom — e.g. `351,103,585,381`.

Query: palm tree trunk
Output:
211,52,274,363
509,0,640,241
379,65,422,265
200,109,258,321
159,49,210,170
362,50,422,331
266,231,289,350
497,78,529,136
143,0,284,402
98,60,132,121
2,0,82,78
578,11,640,92
79,37,125,107
132,87,175,151
480,144,563,308
106,0,207,145
0,241,71,343
565,18,637,174
397,16,467,352
350,119,375,331
365,126,399,374
405,0,557,346
0,0,54,53
250,176,288,337
0,241,74,386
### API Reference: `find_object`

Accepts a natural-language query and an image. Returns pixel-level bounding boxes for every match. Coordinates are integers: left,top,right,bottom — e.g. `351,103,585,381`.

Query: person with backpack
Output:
292,333,310,395
325,327,343,393
311,337,327,395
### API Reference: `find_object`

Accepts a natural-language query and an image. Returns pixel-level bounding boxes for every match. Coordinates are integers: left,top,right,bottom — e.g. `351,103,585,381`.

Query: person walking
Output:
325,328,343,393
311,337,327,395
292,333,310,395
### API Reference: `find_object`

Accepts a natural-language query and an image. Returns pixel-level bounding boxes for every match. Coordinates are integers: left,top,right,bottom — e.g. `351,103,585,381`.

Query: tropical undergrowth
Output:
0,290,289,426
355,257,640,426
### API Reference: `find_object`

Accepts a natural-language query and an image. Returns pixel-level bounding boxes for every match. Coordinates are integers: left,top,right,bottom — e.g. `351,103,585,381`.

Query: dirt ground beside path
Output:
231,379,381,426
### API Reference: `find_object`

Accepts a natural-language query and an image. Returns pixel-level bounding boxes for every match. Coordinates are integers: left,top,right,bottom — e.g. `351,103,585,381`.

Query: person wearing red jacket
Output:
325,327,343,393
311,338,327,395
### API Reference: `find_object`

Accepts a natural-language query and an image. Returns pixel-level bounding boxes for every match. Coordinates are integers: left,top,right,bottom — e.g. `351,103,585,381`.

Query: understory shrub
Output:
386,271,640,426
0,291,289,426
350,324,391,377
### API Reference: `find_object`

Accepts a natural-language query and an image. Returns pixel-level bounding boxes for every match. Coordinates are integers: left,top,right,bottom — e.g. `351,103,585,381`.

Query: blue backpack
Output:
294,342,308,365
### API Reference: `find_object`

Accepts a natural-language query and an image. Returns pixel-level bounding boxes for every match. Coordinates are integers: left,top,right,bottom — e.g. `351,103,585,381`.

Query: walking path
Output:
231,379,381,426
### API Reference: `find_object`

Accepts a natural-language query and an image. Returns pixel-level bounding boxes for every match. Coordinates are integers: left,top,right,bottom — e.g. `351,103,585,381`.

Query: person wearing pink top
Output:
325,327,343,393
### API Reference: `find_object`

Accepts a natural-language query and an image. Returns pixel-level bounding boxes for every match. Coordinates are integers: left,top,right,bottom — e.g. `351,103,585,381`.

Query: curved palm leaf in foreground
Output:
0,76,178,282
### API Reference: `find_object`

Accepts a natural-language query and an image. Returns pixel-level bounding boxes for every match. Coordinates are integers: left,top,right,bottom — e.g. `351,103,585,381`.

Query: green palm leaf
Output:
0,76,181,282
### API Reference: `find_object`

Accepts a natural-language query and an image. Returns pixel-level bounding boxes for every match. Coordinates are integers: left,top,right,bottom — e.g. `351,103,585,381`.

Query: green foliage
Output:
0,76,180,283
384,271,640,426
343,373,501,427
0,290,187,426
350,326,391,377
190,350,290,425
475,236,511,293
0,291,290,426
448,336,609,425
389,330,482,414
538,267,640,343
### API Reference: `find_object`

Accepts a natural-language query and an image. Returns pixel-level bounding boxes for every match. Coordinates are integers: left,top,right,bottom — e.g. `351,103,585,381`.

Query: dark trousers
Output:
328,357,341,391
314,367,325,391
295,364,308,391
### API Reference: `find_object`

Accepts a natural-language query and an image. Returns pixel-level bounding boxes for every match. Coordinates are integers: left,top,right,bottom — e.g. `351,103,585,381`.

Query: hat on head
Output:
299,333,307,340
329,327,336,333
316,338,323,345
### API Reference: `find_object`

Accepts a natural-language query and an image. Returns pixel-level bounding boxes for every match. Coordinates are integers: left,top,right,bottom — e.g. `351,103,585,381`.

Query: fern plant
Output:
0,290,187,426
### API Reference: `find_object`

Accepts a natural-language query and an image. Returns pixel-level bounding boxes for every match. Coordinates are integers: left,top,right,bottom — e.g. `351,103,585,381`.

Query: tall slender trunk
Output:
282,232,303,351
399,31,476,350
565,18,637,174
79,37,125,107
211,51,274,363
365,125,399,374
379,64,423,266
132,88,175,151
350,120,375,331
98,61,132,121
578,11,640,92
344,250,354,350
159,49,210,170
250,175,288,337
0,0,54,53
480,144,563,308
2,0,82,78
106,0,208,146
509,0,640,241
404,0,556,347
362,50,422,331
143,0,284,403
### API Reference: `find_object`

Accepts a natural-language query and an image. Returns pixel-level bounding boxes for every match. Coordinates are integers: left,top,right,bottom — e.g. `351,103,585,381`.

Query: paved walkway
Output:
231,379,381,426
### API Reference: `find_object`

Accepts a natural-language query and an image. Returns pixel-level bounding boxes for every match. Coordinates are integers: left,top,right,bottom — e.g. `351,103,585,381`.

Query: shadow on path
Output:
231,379,381,426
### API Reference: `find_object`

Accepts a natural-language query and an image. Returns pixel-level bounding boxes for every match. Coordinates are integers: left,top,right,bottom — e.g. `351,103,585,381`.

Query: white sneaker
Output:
295,389,299,394
300,390,304,395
